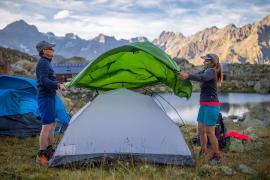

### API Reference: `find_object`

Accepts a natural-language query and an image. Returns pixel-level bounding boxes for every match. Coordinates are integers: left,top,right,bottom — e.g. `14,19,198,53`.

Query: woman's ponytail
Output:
203,53,223,87
215,62,223,87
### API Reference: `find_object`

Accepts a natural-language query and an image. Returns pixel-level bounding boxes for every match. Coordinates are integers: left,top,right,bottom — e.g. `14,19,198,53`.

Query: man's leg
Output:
37,124,52,166
39,124,51,150
37,96,56,165
48,122,56,146
45,122,56,160
198,122,207,154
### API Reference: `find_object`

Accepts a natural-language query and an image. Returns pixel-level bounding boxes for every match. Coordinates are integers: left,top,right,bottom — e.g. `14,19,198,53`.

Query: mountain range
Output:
0,20,147,61
0,14,269,64
154,15,270,64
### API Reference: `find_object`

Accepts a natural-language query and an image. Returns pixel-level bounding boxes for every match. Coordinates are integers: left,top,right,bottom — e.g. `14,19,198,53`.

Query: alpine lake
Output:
154,92,270,125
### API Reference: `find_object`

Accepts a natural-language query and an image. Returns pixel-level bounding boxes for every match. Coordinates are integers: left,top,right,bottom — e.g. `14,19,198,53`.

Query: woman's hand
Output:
179,72,189,80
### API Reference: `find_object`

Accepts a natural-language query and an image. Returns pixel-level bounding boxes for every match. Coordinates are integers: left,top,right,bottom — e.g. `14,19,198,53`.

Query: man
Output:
35,40,65,166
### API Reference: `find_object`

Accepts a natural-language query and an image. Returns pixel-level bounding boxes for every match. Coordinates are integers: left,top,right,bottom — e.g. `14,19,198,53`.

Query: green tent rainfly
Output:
66,41,192,98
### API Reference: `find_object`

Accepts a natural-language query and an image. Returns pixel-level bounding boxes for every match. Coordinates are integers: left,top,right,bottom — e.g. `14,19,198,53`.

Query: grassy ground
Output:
0,124,269,180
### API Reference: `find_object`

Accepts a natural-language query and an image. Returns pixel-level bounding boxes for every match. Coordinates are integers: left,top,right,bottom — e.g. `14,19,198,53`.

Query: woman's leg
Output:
206,125,221,164
206,126,219,154
198,122,207,153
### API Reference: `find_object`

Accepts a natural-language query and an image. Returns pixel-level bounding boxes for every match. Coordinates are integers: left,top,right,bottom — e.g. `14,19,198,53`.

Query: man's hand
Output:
58,83,66,91
179,72,189,80
136,88,146,94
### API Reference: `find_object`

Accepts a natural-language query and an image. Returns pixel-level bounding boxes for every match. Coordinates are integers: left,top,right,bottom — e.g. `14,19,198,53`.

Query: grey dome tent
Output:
49,89,194,167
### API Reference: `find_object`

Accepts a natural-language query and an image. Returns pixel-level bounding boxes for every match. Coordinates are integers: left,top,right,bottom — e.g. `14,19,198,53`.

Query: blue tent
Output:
0,74,70,137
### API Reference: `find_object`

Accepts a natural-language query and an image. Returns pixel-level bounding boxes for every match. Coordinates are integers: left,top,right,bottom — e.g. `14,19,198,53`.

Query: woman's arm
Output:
180,68,215,82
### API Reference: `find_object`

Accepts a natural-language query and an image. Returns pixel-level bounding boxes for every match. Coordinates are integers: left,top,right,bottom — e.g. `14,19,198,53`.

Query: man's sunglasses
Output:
45,48,54,51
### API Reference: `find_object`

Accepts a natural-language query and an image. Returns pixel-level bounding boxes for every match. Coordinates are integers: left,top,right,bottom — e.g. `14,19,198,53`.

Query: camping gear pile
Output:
0,75,70,137
192,113,255,149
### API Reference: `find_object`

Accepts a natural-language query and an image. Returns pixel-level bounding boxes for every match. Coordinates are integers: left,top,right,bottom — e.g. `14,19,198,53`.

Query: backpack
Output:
192,113,228,149
215,113,227,148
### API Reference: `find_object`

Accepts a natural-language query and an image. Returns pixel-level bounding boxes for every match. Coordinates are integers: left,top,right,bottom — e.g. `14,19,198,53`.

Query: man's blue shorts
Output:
197,105,220,126
38,96,56,125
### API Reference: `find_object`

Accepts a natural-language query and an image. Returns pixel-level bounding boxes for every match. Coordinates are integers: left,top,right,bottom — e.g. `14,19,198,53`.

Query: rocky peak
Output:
159,31,185,39
129,36,147,43
195,26,218,37
225,24,237,29
3,19,39,33
46,32,56,39
153,31,185,47
259,14,270,25
65,33,80,40
175,32,185,39
94,33,116,43
46,32,55,36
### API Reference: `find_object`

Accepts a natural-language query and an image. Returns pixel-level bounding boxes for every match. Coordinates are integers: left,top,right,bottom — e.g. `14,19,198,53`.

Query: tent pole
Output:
152,92,186,127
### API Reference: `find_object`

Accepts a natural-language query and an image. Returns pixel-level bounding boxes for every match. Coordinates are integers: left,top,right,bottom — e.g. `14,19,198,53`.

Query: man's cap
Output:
201,53,219,64
36,40,55,53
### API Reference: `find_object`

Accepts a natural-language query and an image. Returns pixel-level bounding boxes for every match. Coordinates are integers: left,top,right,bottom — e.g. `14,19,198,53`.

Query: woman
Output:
179,53,223,164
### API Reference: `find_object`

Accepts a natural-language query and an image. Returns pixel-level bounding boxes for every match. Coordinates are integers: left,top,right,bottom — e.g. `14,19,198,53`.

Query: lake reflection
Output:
153,93,270,125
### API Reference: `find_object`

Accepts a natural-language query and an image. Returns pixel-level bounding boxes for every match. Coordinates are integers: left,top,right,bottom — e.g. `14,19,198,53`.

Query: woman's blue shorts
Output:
197,105,220,126
38,96,56,125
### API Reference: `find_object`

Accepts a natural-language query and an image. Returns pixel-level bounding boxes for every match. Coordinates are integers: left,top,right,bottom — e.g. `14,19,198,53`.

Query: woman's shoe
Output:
209,152,221,165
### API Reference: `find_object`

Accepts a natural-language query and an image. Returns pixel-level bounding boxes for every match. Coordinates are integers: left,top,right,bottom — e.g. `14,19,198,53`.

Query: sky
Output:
0,0,270,40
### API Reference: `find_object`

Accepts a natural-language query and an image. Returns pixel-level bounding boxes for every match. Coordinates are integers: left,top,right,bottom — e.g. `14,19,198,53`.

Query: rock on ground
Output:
237,164,255,174
228,138,244,153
